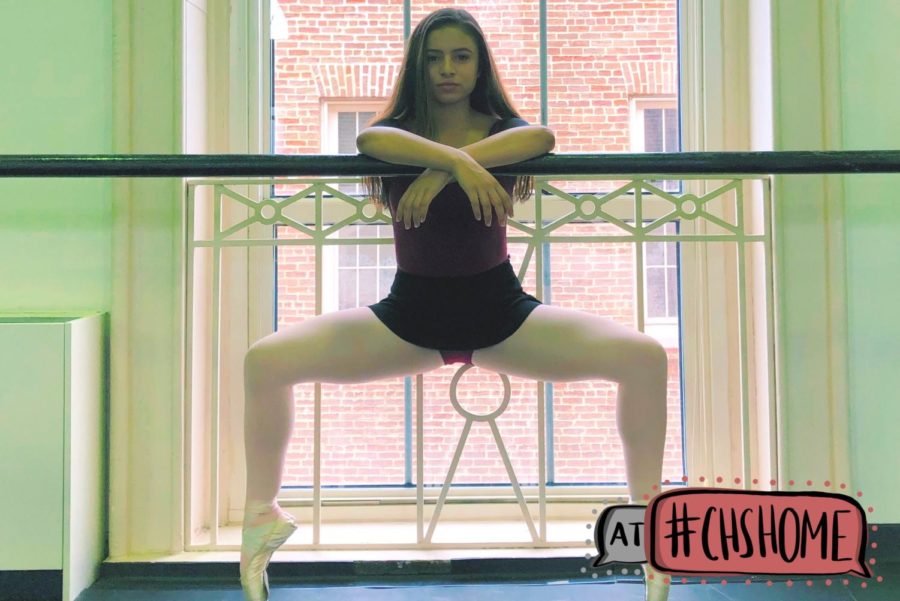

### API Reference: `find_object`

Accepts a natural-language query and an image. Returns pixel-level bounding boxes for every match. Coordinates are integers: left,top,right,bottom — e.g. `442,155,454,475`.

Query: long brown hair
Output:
360,8,535,211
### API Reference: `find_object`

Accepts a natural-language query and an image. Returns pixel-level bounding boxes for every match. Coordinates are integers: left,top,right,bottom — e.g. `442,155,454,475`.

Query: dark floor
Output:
75,564,900,601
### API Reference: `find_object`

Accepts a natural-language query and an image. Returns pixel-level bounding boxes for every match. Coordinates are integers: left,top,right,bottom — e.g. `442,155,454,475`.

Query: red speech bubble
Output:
645,489,870,577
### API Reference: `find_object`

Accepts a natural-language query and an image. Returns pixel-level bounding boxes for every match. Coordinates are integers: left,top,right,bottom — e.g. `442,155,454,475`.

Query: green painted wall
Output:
0,0,112,312
772,0,900,521
840,2,900,520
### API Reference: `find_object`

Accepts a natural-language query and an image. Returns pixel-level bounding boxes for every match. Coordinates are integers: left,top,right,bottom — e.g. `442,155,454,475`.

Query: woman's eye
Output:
427,55,470,62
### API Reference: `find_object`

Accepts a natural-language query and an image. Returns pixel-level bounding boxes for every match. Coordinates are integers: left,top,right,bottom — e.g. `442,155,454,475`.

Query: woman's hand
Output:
451,154,514,227
395,168,454,230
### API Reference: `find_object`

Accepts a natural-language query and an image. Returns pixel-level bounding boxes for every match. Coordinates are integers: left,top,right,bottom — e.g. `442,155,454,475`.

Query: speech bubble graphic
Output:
591,504,648,567
646,489,870,578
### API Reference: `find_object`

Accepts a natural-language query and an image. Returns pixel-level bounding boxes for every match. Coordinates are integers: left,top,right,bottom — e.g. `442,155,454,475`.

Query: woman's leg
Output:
471,304,670,599
472,304,669,502
240,306,446,599
243,306,446,514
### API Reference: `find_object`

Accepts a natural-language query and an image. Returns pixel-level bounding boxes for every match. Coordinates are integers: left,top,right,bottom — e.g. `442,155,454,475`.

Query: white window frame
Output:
641,225,680,349
199,0,776,529
630,97,680,348
630,97,679,155
321,103,394,313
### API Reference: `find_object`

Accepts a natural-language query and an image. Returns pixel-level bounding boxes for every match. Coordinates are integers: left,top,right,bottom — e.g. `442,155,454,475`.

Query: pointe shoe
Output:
240,507,298,601
643,563,671,601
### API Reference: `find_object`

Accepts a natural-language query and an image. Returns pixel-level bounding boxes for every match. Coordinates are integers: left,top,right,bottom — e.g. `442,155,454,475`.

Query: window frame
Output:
630,97,679,155
630,97,681,347
321,104,396,313
202,0,777,527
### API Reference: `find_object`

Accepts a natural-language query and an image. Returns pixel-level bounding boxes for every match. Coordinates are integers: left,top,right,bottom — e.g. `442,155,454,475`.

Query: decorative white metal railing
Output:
183,172,773,550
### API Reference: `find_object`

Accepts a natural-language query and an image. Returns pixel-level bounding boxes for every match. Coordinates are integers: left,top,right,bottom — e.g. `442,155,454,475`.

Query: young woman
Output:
240,8,670,601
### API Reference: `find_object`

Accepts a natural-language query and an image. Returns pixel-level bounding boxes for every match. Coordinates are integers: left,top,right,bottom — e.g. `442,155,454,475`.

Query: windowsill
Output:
106,520,593,563
104,546,587,564
644,322,678,347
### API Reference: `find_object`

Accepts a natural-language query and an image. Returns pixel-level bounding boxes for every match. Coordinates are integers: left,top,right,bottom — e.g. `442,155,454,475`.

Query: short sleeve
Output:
489,116,530,135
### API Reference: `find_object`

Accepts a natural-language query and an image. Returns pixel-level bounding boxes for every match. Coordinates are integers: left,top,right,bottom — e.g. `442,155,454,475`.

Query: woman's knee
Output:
244,338,292,389
646,335,669,368
621,334,668,379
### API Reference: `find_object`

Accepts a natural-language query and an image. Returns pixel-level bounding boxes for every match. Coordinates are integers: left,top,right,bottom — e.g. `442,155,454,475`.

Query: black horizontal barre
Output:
1,151,899,177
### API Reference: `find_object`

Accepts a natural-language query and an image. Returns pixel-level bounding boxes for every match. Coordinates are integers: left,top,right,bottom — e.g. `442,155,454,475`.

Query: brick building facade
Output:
269,1,682,490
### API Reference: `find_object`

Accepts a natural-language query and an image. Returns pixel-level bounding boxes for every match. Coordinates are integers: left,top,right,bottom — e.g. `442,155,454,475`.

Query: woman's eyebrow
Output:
426,48,472,53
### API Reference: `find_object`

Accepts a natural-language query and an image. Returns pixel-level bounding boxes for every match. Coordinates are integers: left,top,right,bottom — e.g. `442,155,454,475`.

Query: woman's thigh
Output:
245,307,446,386
471,304,666,383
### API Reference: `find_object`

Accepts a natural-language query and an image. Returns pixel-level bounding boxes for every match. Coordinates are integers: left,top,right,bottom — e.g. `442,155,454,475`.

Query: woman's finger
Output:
408,193,417,229
411,195,422,229
493,192,506,226
470,191,482,221
416,198,426,228
396,194,404,223
481,195,493,226
498,187,509,220
417,199,426,227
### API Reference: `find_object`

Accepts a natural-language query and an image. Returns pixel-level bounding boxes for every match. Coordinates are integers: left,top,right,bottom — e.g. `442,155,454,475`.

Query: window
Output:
202,0,775,543
323,223,396,313
642,220,679,348
112,0,787,559
631,98,680,192
327,109,376,198
265,4,690,503
644,225,678,320
319,108,395,312
632,99,680,346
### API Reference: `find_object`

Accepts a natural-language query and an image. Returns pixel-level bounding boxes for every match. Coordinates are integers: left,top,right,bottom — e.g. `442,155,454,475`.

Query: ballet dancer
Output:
240,8,670,601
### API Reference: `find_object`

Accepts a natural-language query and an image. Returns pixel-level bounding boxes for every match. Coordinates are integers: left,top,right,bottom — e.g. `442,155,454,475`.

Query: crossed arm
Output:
357,125,555,228
356,125,555,175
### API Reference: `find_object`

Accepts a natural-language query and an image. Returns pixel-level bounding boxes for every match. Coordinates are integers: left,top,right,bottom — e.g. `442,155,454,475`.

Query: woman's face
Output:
423,26,481,105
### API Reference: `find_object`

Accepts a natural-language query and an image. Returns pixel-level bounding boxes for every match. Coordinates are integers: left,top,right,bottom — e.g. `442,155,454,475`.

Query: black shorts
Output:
368,257,542,366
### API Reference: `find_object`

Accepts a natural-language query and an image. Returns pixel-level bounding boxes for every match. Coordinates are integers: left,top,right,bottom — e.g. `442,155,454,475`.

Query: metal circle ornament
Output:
448,364,512,421
257,199,281,224
678,194,699,219
576,195,599,219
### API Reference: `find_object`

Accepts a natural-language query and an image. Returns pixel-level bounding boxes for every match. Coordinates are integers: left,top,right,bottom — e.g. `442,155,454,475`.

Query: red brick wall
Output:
270,1,681,491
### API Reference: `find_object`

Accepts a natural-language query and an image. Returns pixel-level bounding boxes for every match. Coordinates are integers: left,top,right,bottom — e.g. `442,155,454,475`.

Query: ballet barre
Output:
1,150,900,177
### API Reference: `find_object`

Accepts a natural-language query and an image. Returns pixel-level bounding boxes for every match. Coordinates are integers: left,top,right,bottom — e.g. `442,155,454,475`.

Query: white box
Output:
0,312,107,601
